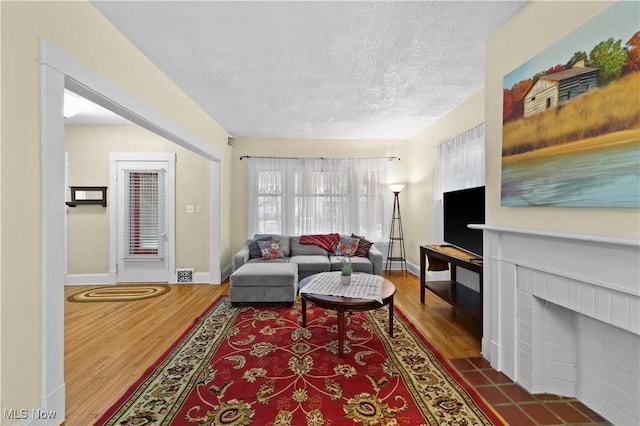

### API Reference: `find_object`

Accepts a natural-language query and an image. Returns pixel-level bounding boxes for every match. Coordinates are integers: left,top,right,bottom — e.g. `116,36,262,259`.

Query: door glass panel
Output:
126,171,164,257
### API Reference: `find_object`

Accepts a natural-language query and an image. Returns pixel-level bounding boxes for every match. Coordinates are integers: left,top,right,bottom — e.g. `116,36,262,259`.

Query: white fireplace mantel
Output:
474,225,640,425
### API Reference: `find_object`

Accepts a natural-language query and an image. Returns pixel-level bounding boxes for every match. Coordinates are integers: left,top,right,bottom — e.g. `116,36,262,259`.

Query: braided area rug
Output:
96,297,504,425
67,284,170,303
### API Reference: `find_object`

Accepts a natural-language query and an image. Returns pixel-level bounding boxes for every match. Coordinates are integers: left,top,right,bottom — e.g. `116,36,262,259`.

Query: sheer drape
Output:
432,123,485,244
248,157,390,240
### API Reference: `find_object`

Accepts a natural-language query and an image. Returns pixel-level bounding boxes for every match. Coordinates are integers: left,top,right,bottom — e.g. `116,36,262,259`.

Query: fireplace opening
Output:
518,294,639,424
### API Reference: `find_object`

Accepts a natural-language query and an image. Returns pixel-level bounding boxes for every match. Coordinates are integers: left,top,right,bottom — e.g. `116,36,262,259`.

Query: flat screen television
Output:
443,186,485,257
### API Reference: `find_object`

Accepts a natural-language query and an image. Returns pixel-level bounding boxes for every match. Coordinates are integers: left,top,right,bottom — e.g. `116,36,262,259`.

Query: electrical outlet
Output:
186,205,194,213
196,205,202,213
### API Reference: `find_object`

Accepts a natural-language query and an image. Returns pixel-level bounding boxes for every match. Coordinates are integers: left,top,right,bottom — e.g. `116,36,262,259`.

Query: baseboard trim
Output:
192,271,211,284
11,382,65,425
67,272,220,285
167,270,211,284
65,273,112,286
384,260,419,276
407,260,418,276
220,264,233,282
67,262,397,285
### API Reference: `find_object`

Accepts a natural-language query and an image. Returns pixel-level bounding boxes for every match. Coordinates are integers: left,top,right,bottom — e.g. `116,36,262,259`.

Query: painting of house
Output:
501,2,639,207
523,64,599,117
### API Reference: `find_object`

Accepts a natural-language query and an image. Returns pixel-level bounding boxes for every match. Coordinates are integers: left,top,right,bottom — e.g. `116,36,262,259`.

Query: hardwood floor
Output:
63,271,480,425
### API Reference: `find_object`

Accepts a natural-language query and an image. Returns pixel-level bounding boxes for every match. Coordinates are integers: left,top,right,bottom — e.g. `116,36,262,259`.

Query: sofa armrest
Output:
368,244,384,276
233,240,252,271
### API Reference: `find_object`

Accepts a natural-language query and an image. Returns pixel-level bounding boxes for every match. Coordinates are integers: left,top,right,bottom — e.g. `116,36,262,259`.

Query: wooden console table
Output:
419,245,483,334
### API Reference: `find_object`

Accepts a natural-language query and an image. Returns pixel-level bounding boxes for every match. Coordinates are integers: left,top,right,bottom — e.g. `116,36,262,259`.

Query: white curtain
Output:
248,157,391,240
432,123,485,244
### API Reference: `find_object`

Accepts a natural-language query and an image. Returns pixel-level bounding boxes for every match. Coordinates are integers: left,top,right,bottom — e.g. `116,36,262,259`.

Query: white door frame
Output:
40,39,223,421
110,153,176,283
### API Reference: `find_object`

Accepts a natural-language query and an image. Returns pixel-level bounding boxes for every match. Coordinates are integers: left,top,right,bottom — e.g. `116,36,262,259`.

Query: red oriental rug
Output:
96,297,504,425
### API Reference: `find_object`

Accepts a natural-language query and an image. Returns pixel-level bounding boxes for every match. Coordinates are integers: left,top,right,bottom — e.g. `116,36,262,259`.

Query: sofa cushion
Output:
290,255,331,273
329,256,373,274
247,257,290,264
230,263,298,288
351,233,373,257
291,236,329,256
334,237,360,257
254,234,291,256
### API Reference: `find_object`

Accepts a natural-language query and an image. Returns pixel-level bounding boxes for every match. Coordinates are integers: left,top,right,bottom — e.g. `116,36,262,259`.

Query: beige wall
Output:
485,1,639,238
65,125,211,275
230,137,407,252
405,90,485,265
1,1,231,414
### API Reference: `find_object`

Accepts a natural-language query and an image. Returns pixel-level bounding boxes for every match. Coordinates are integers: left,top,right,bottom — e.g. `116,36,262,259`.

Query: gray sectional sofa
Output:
230,234,383,305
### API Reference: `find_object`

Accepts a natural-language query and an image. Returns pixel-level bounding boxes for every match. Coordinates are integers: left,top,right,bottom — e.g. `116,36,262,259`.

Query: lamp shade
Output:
388,184,405,193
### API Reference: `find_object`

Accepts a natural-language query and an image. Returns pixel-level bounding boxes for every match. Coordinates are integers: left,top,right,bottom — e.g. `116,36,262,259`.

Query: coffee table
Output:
299,273,396,357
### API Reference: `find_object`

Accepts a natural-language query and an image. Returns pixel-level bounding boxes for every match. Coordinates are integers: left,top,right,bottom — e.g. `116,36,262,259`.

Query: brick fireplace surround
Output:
475,225,639,425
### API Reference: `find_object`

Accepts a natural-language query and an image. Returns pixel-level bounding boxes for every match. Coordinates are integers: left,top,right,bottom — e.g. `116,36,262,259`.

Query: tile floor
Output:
451,357,613,425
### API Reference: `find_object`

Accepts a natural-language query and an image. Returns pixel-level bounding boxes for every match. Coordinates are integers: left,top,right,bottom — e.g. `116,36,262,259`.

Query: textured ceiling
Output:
91,1,525,140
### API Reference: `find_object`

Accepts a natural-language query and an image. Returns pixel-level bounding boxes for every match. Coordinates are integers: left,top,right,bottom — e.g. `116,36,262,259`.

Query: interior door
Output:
116,160,173,282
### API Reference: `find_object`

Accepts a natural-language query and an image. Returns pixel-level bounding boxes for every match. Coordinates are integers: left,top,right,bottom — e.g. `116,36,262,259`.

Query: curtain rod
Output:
240,155,401,161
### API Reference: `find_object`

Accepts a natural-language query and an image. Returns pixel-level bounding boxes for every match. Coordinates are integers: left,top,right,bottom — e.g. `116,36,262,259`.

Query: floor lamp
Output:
385,184,407,275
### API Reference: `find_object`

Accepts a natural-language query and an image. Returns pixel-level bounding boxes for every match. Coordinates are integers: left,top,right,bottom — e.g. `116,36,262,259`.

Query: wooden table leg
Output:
337,308,345,357
301,297,307,328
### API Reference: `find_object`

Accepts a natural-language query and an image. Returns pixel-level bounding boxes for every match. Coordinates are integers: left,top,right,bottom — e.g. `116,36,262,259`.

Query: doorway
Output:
113,155,176,283
41,39,223,419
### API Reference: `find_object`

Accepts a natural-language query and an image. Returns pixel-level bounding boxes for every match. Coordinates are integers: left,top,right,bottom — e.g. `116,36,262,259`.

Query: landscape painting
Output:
501,1,639,207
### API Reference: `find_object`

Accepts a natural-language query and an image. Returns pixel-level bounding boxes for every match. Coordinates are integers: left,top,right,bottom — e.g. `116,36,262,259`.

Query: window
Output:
432,123,485,245
293,170,349,234
248,157,390,240
256,170,282,234
125,170,165,257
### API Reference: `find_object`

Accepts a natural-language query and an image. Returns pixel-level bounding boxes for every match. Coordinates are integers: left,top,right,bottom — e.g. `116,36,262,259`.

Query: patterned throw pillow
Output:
334,237,360,257
249,237,272,259
257,239,286,260
351,233,373,257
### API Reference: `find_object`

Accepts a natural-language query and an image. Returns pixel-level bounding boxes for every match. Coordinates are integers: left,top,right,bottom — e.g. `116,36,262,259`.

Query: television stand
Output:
419,244,483,335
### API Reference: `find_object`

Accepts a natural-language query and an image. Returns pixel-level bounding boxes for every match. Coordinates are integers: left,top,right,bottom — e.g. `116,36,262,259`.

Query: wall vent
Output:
176,268,194,283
